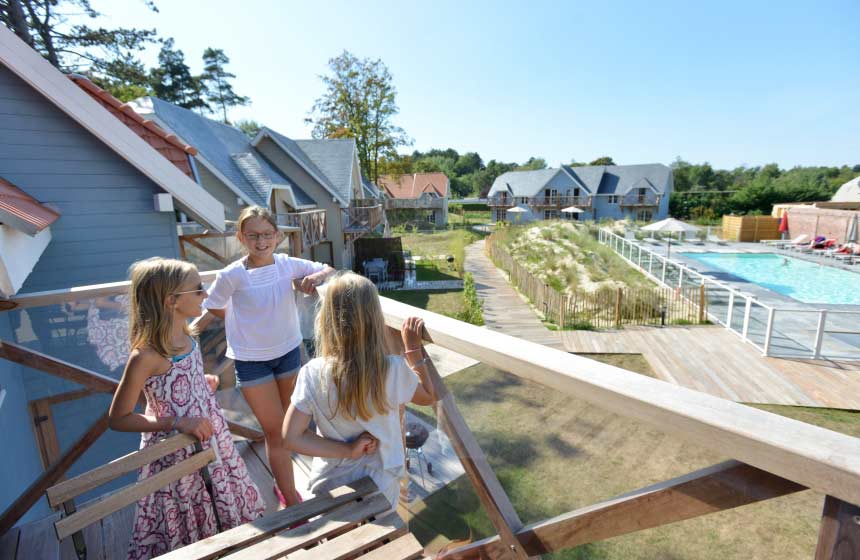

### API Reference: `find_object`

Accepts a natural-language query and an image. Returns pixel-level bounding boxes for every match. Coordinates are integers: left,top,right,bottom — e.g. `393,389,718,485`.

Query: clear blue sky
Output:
87,0,859,170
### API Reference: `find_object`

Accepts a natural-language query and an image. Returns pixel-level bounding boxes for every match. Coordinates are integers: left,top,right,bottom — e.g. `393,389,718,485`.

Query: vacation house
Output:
378,172,449,226
487,163,673,223
130,98,384,269
0,24,225,523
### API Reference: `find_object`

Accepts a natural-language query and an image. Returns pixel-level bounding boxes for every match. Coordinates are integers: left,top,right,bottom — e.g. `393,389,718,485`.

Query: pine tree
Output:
201,48,249,123
149,38,208,111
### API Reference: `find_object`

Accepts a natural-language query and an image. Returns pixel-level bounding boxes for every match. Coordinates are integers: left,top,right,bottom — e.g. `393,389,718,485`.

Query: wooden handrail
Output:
438,460,805,558
377,295,860,505
0,413,109,534
1,270,219,310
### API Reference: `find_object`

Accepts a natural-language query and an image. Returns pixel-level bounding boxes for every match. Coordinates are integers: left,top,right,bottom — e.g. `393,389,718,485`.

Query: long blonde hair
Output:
128,257,198,358
315,271,390,421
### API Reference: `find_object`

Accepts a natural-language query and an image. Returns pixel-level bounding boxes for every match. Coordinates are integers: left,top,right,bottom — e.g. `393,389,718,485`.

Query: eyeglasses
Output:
244,231,277,242
173,284,207,296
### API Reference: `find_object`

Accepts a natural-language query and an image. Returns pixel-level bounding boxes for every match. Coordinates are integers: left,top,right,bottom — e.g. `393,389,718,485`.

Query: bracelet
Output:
410,357,431,370
169,416,180,432
404,347,422,354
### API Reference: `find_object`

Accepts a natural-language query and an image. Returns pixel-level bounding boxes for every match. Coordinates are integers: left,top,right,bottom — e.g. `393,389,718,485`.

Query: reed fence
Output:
485,235,707,329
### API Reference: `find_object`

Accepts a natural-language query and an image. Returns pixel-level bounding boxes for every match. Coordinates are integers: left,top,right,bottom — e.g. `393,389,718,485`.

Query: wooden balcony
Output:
1,279,859,559
276,209,328,252
528,195,592,208
385,197,446,210
487,194,515,208
620,192,661,207
343,200,385,235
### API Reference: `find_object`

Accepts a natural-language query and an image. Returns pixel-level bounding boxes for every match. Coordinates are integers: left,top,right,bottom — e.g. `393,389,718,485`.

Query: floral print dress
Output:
127,340,266,560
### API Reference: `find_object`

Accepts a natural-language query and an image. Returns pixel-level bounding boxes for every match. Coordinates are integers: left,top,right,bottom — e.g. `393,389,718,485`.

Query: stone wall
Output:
786,206,860,243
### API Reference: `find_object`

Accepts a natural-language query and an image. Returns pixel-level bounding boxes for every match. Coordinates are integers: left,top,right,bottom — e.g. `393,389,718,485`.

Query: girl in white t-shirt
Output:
204,206,334,509
282,272,437,508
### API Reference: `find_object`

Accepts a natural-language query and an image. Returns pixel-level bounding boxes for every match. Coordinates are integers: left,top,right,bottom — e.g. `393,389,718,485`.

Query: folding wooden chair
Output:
45,433,216,560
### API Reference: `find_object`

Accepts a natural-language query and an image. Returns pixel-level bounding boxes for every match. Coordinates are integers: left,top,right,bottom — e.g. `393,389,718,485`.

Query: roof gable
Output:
0,176,60,235
379,173,449,199
832,176,860,203
0,25,224,230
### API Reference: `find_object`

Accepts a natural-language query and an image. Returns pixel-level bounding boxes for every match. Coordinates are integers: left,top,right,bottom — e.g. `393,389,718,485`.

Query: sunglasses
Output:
173,284,207,296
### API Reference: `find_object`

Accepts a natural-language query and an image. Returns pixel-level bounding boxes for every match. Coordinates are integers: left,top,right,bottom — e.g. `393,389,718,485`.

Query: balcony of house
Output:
343,199,385,235
619,191,661,207
276,209,329,253
487,194,515,207
1,277,858,560
384,197,446,210
528,195,592,208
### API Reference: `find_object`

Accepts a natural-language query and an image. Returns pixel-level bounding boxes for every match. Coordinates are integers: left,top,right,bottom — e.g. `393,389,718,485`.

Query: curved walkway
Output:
464,240,860,409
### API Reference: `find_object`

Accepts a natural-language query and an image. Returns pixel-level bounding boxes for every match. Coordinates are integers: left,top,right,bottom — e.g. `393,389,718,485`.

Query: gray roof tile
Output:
489,164,672,197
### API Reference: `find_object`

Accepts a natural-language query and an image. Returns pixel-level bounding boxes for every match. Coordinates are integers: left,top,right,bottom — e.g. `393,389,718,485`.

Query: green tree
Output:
149,38,208,111
235,119,262,137
589,156,616,166
306,50,411,184
1,0,158,97
516,157,547,170
201,47,249,123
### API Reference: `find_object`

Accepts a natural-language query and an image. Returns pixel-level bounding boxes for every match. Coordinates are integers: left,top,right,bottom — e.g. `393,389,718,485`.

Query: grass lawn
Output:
405,362,857,559
382,289,464,319
415,260,460,282
399,229,485,277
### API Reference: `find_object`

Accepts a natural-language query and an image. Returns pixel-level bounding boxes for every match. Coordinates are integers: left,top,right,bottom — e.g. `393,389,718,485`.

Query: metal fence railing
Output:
597,228,860,360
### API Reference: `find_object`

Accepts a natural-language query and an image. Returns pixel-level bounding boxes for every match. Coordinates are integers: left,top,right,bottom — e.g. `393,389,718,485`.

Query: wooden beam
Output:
0,413,109,535
182,237,229,266
47,433,198,507
815,495,860,559
31,388,93,407
0,340,117,393
377,296,860,505
55,447,215,540
385,327,528,560
287,512,406,560
438,460,805,559
4,271,219,310
226,420,264,442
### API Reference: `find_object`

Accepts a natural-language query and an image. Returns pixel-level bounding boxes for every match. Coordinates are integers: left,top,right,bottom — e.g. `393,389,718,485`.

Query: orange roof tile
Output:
67,74,198,178
378,172,449,199
0,176,60,235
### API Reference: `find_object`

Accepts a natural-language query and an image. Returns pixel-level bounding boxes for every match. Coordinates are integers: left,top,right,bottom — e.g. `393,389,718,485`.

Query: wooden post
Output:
698,283,706,324
614,288,623,327
814,495,860,559
0,413,109,534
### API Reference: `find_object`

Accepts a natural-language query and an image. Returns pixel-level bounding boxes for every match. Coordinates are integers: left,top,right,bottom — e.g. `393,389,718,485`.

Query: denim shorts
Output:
234,345,301,387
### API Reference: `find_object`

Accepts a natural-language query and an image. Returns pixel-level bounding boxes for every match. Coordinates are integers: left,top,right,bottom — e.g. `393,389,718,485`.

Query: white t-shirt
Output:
203,254,327,361
291,355,419,507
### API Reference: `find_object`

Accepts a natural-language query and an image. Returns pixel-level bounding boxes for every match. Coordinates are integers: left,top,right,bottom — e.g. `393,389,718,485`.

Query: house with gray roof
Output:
487,163,673,224
131,99,384,269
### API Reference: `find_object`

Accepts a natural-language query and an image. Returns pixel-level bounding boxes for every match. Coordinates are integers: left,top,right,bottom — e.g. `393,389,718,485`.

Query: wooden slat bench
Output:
45,433,216,560
156,477,426,560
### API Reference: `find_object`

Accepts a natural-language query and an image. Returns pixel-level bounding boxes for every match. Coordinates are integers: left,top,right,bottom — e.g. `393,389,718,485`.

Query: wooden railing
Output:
485,235,707,327
487,195,593,208
619,191,660,207
342,202,384,234
384,197,446,210
1,278,858,558
276,209,328,252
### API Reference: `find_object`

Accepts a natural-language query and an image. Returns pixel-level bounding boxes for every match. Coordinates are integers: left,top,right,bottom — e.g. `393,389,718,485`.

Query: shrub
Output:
457,272,484,326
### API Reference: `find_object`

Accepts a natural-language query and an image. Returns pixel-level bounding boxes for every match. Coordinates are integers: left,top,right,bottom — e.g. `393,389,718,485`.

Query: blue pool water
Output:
681,252,860,305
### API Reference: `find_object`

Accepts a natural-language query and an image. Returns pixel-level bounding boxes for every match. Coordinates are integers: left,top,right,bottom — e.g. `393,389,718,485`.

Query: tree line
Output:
0,0,250,122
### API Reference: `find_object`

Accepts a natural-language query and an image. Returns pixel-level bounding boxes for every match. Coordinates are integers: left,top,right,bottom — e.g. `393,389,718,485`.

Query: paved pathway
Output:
464,240,563,348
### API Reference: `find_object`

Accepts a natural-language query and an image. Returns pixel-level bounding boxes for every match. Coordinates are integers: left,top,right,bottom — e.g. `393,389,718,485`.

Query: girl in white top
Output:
204,206,334,508
282,271,437,508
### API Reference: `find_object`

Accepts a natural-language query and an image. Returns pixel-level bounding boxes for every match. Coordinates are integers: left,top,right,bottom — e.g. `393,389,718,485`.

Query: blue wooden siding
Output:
0,65,184,520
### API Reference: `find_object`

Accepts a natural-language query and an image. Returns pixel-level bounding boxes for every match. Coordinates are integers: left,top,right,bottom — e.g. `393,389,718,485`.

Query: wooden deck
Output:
561,326,860,409
466,239,860,410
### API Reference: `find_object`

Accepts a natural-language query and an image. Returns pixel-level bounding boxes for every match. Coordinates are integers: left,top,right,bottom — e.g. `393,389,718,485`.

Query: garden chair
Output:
158,477,424,560
706,234,728,246
45,433,217,560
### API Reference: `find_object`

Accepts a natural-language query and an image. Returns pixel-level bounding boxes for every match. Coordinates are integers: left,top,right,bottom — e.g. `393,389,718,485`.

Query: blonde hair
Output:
237,205,277,234
128,257,198,358
315,271,390,421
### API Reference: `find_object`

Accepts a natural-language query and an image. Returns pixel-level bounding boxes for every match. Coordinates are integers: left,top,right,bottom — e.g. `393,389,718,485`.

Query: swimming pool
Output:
680,252,860,305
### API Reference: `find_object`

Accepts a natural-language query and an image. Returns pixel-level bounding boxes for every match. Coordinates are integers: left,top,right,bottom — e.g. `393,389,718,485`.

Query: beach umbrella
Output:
778,212,789,238
642,218,700,260
506,205,528,223
847,214,858,243
561,206,584,213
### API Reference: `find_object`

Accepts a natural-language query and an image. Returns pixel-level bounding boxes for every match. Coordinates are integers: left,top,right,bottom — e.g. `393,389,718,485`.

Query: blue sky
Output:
86,0,859,169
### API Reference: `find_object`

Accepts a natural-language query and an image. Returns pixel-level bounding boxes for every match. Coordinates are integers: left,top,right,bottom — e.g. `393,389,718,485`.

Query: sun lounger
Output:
685,237,705,246
643,237,662,245
706,235,728,246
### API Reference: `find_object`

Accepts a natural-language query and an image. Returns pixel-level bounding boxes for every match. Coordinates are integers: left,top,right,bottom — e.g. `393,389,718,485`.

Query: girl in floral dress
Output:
109,258,265,560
